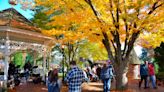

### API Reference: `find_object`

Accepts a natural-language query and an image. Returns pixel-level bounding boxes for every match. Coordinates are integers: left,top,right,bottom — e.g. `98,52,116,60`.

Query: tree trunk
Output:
114,60,129,90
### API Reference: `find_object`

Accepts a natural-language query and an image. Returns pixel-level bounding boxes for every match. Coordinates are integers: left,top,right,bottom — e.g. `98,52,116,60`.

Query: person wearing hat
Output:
100,60,114,92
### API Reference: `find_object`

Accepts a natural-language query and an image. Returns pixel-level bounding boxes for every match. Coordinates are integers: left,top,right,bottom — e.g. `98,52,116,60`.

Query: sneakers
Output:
144,86,150,89
139,82,141,88
153,87,157,89
144,87,149,89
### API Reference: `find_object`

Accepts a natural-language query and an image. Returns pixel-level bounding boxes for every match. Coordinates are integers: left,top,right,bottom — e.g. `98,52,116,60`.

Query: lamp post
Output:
8,0,17,26
61,45,65,82
9,0,17,5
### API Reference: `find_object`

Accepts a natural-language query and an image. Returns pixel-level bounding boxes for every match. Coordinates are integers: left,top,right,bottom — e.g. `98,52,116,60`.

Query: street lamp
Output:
61,45,65,82
8,0,17,26
9,0,17,5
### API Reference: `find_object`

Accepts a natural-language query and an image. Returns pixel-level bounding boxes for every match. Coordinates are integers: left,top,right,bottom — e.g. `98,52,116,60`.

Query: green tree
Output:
31,6,52,30
25,53,34,64
13,52,23,67
78,40,108,61
154,42,164,72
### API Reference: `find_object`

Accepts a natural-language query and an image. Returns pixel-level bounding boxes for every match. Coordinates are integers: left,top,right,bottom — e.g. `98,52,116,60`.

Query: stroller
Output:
32,66,42,84
8,65,21,88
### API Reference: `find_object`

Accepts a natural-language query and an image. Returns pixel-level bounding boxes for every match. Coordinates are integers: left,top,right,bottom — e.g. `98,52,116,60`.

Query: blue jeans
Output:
68,88,81,92
149,75,156,88
103,78,112,92
25,71,29,80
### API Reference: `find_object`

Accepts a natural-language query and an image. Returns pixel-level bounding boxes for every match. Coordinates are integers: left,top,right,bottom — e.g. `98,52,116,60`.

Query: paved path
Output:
9,83,47,92
127,79,164,92
9,80,164,92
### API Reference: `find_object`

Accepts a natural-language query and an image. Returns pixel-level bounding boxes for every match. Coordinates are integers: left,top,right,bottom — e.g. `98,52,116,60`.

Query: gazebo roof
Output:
0,8,55,45
0,8,40,32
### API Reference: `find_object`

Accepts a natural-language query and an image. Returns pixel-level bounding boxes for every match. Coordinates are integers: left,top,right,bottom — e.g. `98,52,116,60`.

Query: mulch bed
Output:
157,80,164,87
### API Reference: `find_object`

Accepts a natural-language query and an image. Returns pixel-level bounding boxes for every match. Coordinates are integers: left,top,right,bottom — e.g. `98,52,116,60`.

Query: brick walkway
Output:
9,80,164,92
9,83,47,92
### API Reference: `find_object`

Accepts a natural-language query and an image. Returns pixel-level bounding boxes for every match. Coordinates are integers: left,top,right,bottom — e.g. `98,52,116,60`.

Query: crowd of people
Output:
6,59,158,92
139,61,157,89
47,61,85,92
7,61,42,88
47,60,114,92
5,59,114,92
5,58,158,92
8,61,32,81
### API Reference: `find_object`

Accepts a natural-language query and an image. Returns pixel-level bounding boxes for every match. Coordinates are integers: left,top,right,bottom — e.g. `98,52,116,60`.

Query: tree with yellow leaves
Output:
35,0,164,89
138,28,164,49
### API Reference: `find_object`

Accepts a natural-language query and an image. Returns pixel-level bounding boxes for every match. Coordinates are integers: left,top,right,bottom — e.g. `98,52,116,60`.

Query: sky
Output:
134,45,142,56
0,0,34,19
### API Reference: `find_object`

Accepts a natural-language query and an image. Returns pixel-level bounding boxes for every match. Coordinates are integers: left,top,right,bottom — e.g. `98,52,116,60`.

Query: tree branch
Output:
155,2,164,9
116,0,119,29
122,19,129,57
125,31,140,60
71,44,74,61
72,43,79,61
102,32,115,62
85,0,102,23
67,42,71,62
109,1,121,54
109,0,116,25
148,1,164,15
74,0,85,10
111,39,116,53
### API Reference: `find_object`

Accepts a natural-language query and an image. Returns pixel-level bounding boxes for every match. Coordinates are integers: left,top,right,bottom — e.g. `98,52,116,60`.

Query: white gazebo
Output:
0,8,55,86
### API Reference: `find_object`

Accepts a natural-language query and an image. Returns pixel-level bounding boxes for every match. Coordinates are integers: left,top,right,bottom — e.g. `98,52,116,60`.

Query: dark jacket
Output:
140,64,148,76
100,65,113,80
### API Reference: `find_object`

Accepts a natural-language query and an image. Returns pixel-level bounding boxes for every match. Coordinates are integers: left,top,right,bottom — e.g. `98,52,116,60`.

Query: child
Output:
48,69,62,92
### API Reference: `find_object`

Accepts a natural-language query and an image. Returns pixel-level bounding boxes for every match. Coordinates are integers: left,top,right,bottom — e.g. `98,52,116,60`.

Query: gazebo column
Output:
47,52,51,70
43,47,47,82
22,52,27,67
33,57,37,66
4,32,10,88
33,51,37,66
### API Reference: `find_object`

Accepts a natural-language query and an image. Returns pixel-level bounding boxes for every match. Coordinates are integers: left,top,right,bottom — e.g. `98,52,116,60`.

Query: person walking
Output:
8,61,15,81
64,61,85,92
24,61,32,81
96,64,102,80
139,61,149,89
148,62,157,89
100,60,113,92
48,69,62,92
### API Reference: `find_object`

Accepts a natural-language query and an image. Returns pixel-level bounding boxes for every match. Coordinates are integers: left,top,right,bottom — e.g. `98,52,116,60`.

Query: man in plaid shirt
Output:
65,61,85,92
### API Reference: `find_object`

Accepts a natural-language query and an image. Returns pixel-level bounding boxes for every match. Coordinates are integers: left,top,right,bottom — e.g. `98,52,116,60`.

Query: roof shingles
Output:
0,8,41,32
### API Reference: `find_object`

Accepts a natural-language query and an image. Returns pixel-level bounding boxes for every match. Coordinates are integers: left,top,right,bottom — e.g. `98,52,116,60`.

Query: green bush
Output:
0,87,7,92
154,62,159,74
156,72,164,80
